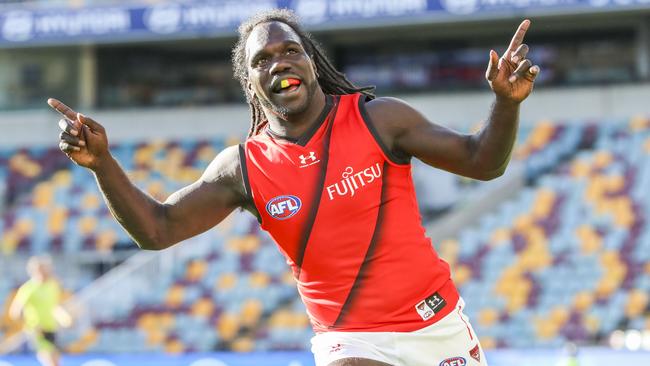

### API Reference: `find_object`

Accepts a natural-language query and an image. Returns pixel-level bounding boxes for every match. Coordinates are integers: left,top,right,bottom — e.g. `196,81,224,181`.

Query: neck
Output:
264,88,327,140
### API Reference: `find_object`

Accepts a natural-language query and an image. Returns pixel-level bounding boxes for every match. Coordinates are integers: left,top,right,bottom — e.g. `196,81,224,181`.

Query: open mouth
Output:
272,78,302,94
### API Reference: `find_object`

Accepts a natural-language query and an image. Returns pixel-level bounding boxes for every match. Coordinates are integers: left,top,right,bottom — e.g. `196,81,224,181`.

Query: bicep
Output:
398,120,477,176
367,97,478,177
158,146,245,246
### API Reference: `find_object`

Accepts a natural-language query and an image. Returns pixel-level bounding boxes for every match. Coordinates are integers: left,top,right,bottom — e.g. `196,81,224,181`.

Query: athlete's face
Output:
245,21,318,119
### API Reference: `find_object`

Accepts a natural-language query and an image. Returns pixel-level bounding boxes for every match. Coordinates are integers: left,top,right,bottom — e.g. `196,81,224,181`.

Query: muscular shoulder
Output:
363,97,427,159
201,145,241,182
201,144,258,215
200,145,246,203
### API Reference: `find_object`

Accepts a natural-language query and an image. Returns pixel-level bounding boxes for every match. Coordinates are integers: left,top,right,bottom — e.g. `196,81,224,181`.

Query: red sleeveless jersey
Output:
240,93,459,333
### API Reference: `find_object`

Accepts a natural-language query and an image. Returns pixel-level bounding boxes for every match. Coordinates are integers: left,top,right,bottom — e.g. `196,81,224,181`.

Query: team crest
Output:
266,195,302,220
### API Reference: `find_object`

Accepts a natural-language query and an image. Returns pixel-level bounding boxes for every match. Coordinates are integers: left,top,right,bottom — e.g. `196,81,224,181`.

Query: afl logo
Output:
439,357,466,366
266,195,302,220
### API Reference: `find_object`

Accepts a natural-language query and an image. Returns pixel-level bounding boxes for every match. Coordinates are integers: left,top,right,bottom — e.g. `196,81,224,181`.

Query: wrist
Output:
90,152,115,174
495,95,521,108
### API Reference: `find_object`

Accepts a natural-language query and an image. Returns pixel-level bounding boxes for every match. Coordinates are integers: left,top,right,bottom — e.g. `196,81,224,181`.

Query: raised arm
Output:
366,20,539,180
48,99,251,250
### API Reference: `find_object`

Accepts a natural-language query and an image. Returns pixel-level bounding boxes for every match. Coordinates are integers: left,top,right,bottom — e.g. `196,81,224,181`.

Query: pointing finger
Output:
48,98,78,122
506,19,530,56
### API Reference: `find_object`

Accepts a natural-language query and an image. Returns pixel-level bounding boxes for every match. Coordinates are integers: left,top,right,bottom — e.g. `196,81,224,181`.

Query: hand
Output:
48,98,109,171
485,19,540,104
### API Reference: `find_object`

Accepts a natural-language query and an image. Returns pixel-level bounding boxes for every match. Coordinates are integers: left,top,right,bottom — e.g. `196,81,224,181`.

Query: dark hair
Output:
232,8,375,138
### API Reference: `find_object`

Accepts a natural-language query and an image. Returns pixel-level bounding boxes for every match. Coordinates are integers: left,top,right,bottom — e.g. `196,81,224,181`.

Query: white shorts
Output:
311,298,487,366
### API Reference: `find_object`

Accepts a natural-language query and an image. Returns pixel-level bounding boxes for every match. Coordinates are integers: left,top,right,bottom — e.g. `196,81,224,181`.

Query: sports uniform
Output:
240,93,487,365
13,279,62,352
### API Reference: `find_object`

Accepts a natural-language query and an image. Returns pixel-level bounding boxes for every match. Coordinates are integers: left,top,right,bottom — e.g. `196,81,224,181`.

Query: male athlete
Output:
9,256,72,366
49,9,539,366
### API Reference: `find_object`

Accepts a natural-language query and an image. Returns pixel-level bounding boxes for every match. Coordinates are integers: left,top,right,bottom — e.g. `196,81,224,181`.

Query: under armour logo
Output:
298,151,320,167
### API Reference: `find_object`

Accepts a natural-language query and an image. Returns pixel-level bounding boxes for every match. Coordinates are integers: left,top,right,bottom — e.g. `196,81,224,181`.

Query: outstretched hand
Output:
48,98,109,171
486,19,540,103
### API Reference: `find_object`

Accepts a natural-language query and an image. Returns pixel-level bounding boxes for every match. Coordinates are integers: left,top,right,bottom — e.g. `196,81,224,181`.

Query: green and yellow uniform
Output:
14,279,62,351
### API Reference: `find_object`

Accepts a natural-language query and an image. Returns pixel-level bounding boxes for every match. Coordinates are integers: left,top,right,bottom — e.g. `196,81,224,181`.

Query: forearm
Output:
470,97,520,179
92,155,168,250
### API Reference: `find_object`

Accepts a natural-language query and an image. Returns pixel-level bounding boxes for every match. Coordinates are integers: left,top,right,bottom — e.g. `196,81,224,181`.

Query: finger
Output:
485,49,499,81
510,44,529,65
506,19,530,56
57,118,79,137
77,113,105,134
59,131,86,147
509,59,533,83
525,65,541,81
59,140,80,153
48,98,78,122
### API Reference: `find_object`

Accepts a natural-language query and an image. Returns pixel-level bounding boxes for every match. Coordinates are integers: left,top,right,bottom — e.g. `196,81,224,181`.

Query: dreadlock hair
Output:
232,8,375,138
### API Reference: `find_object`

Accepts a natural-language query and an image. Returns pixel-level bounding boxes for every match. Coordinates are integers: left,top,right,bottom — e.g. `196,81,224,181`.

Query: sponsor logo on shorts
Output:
414,292,447,321
439,357,466,366
469,344,481,363
266,195,302,220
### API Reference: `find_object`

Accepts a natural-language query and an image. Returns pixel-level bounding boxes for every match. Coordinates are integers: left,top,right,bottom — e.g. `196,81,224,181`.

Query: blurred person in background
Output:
8,256,72,366
48,8,538,366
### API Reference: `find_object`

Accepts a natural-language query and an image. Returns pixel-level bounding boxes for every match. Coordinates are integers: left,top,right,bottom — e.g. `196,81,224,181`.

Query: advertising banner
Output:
1,0,649,47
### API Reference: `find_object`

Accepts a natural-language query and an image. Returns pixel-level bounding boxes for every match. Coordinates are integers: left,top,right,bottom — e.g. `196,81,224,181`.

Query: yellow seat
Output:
249,272,270,288
95,229,118,252
81,193,101,211
32,182,54,209
216,313,240,341
78,216,98,236
165,285,185,308
47,207,68,235
191,298,214,318
164,339,185,354
479,336,496,350
1,229,21,255
573,291,594,313
624,289,649,318
146,328,167,346
478,308,499,327
240,299,263,327
490,228,511,247
185,260,208,282
437,239,459,265
452,265,472,287
231,337,254,352
51,170,72,187
269,309,293,328
216,273,238,291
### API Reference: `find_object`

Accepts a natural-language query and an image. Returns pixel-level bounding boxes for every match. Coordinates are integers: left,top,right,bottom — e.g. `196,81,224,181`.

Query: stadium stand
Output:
446,116,650,349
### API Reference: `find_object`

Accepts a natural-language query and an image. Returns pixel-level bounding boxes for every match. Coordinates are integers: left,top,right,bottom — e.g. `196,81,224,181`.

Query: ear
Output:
246,79,255,98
